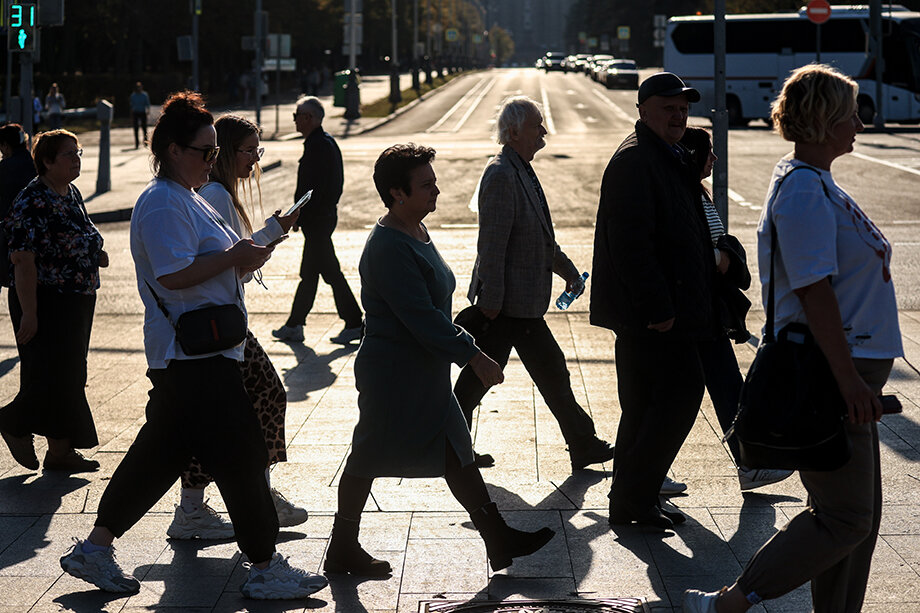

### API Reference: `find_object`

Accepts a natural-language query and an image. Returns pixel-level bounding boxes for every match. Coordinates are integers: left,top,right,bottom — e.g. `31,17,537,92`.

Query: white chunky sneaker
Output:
738,466,794,492
659,475,688,495
682,588,720,613
240,552,328,599
166,503,235,540
271,488,308,528
60,538,141,594
272,325,304,342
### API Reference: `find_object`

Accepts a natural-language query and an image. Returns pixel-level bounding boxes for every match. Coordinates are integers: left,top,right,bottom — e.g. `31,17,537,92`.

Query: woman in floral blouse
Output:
0,129,107,473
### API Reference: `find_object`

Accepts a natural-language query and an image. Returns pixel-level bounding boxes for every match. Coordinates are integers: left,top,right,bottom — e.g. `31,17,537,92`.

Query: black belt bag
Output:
146,281,247,356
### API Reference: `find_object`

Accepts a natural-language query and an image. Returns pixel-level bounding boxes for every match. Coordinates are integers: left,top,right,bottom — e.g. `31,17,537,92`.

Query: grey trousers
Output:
736,357,893,612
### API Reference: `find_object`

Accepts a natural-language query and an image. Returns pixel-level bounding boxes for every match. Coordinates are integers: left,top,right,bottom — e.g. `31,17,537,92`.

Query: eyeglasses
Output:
237,147,264,159
183,144,220,163
57,148,83,159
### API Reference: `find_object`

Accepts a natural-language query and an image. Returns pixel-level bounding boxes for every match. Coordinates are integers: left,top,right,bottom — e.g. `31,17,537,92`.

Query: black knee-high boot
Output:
469,502,555,571
324,514,392,576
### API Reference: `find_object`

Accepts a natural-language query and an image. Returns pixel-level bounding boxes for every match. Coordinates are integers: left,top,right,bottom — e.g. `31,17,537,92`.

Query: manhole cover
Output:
417,598,648,613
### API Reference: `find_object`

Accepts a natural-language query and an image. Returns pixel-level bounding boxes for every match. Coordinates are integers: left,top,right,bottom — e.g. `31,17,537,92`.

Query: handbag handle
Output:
764,164,830,343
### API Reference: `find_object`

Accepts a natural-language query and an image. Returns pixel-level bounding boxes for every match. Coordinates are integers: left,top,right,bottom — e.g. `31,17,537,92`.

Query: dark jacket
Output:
714,233,752,343
295,126,343,223
590,120,714,340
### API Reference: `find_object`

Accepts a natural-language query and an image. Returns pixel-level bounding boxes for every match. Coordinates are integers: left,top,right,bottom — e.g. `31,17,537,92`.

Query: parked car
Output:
571,53,592,73
542,51,566,71
603,59,639,89
563,55,578,72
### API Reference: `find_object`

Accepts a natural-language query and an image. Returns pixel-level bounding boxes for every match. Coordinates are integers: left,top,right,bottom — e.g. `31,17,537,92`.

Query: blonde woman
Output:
684,64,901,613
165,114,306,540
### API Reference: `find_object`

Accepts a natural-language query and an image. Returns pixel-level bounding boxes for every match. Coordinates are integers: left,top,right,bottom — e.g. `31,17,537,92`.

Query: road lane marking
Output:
704,177,759,209
452,77,497,133
426,77,487,133
590,88,634,123
851,151,920,177
540,85,557,135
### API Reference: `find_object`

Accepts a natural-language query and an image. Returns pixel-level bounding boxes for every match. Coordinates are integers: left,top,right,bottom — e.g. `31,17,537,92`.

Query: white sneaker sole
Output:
61,555,140,593
241,579,328,599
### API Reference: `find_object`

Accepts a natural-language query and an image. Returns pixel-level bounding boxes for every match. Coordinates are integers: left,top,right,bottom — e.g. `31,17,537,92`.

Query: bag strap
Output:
764,164,830,343
144,278,243,332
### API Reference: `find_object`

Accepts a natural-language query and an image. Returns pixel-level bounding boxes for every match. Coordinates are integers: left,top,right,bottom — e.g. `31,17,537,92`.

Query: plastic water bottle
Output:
555,272,589,310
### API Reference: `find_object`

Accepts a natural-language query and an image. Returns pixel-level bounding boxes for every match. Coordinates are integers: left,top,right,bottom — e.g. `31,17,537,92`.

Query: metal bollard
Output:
96,100,113,194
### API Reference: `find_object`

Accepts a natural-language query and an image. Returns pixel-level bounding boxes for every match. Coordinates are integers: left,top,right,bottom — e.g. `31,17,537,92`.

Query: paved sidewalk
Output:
1,222,919,612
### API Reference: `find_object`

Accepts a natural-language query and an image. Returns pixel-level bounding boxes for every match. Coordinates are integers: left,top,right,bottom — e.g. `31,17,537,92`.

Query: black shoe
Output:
474,452,495,468
569,437,614,471
43,450,100,473
609,505,674,530
470,502,555,571
324,514,392,577
657,504,687,526
0,429,38,470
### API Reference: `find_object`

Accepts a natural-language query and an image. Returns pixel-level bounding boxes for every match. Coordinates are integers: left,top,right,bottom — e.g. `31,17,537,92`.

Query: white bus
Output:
664,5,920,125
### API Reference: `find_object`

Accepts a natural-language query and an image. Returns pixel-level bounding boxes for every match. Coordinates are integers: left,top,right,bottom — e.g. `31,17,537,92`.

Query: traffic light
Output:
8,2,38,52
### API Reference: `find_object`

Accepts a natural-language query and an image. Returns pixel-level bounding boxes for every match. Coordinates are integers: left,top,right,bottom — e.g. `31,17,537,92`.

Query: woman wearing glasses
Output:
0,129,106,473
60,92,328,600
166,114,306,540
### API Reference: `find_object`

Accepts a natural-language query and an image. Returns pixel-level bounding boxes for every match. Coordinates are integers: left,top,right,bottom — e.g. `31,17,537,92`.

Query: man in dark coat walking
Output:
591,73,715,529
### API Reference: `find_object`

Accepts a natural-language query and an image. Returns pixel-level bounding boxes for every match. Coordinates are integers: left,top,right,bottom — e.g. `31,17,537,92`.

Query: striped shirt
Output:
701,193,725,246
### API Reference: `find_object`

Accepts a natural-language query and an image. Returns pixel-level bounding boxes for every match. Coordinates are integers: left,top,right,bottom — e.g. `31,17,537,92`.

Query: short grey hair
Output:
296,96,325,121
496,96,542,145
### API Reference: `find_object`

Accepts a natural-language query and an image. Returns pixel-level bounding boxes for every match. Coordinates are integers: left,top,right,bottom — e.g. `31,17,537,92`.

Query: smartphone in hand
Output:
266,234,288,248
880,394,903,415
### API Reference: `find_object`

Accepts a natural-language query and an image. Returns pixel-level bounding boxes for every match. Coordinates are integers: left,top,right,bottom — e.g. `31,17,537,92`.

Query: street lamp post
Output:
389,0,402,106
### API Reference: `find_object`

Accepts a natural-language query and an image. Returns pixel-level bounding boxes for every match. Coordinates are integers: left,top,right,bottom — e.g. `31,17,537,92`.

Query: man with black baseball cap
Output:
589,72,714,530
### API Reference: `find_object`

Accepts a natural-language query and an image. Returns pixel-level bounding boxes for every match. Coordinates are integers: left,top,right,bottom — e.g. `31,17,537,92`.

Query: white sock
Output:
180,487,205,514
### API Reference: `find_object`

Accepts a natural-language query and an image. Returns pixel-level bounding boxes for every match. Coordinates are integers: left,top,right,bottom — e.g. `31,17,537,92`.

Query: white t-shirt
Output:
757,156,902,359
198,181,283,246
130,178,247,369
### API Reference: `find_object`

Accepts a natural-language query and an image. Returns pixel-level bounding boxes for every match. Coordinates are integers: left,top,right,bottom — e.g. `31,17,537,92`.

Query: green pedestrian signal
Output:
7,1,37,52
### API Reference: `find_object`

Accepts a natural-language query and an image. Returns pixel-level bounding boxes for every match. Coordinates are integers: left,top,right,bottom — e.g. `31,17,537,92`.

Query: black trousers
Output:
609,335,704,515
698,335,744,464
0,287,98,447
453,314,597,447
132,111,148,147
285,215,362,328
96,356,278,564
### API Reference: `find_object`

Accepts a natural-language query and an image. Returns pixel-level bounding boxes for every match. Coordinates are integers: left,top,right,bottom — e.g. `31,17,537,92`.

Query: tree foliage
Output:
489,26,515,66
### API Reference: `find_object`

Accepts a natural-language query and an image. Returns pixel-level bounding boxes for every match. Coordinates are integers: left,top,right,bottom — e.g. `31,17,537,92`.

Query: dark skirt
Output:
0,286,99,448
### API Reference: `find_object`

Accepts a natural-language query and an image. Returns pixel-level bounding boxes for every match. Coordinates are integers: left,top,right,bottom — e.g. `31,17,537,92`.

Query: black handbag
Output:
731,166,851,472
146,281,247,356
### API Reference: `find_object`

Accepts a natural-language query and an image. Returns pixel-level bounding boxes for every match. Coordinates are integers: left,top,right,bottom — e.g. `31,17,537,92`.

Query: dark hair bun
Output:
161,91,208,116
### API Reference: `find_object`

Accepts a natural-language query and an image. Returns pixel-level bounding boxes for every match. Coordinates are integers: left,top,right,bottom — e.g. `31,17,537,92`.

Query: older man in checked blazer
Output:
452,95,613,472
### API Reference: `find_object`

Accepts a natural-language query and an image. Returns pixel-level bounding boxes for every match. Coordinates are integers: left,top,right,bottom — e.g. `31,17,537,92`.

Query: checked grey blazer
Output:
467,145,579,319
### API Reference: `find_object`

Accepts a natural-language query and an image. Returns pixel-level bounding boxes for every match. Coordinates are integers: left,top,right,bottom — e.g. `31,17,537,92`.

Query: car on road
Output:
585,54,614,77
541,52,567,71
603,59,639,89
591,57,616,82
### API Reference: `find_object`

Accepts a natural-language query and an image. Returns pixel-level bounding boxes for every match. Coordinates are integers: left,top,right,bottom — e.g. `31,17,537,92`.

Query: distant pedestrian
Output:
59,91,327,600
0,123,37,288
168,113,307,541
272,97,363,344
684,63,902,613
31,90,42,130
0,129,105,473
129,81,151,149
324,143,554,576
44,83,65,130
307,67,321,95
239,72,251,107
591,72,713,529
452,95,614,471
680,127,793,492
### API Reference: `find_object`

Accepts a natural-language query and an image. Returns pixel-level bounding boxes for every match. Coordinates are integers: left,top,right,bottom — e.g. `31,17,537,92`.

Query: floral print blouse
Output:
4,177,103,295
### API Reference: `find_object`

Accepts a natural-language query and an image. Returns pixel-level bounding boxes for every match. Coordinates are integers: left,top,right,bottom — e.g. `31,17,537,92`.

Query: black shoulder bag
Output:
145,281,247,356
731,165,850,472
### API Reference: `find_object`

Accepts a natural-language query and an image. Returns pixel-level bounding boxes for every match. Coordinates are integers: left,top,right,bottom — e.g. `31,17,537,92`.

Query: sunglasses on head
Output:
183,144,220,163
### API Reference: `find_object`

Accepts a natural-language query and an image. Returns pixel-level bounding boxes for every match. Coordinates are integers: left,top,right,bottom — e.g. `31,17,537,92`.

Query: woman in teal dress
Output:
324,143,554,577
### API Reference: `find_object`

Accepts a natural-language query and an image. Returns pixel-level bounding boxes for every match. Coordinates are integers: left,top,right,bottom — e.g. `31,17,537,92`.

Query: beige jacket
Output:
467,146,579,318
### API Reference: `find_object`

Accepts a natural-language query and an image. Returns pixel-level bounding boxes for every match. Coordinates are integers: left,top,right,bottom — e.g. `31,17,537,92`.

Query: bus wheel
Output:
857,96,875,125
727,96,746,127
